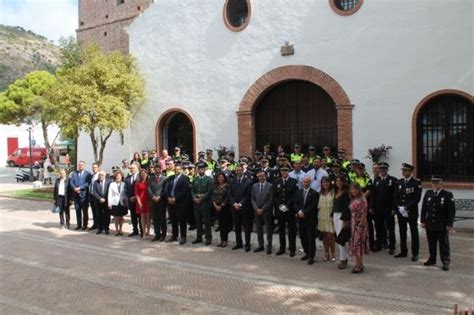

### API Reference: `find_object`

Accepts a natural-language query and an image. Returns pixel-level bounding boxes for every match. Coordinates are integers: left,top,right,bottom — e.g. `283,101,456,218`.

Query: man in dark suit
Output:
394,163,422,262
165,164,191,244
88,162,100,230
295,176,319,264
125,163,142,237
371,162,398,254
69,161,92,230
92,170,111,234
229,165,253,252
421,175,456,271
148,164,168,242
273,166,299,257
251,170,274,254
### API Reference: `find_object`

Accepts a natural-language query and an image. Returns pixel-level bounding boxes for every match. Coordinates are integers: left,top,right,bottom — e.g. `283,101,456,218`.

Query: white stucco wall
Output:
79,0,473,198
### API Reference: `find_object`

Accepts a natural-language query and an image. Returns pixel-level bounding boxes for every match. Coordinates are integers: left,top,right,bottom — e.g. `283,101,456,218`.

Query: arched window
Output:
329,0,364,16
223,0,251,32
416,93,474,182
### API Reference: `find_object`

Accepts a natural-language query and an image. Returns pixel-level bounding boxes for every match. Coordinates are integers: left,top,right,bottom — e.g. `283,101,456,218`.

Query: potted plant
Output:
366,144,392,163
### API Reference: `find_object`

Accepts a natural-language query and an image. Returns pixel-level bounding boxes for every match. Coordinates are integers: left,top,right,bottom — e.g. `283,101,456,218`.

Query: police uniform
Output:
273,172,299,256
394,163,422,260
290,144,304,163
205,149,218,172
262,144,276,167
260,158,275,183
371,162,398,252
421,176,455,270
191,164,214,244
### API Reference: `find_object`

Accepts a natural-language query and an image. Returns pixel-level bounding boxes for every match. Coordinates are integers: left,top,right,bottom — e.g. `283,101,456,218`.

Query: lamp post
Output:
26,121,33,181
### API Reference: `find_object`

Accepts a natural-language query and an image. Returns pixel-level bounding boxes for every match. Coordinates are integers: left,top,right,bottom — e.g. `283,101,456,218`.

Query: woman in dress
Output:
212,173,232,248
53,168,69,228
135,168,151,238
333,174,351,269
108,171,128,236
318,176,336,261
349,182,370,273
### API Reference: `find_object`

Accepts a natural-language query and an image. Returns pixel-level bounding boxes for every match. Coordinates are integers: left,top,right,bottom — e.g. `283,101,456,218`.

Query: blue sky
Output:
0,0,78,42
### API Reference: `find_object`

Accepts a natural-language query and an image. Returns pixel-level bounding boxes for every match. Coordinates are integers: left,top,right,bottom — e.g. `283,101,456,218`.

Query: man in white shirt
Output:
306,157,328,192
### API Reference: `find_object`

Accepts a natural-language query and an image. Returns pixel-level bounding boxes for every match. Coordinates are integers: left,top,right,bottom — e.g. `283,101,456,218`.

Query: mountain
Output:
0,25,61,91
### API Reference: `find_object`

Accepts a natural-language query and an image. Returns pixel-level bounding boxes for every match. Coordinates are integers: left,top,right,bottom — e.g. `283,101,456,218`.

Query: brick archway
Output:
155,108,197,161
237,65,353,157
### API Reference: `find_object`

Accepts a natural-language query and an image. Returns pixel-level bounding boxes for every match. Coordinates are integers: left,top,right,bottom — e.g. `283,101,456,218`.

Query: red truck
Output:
6,147,47,167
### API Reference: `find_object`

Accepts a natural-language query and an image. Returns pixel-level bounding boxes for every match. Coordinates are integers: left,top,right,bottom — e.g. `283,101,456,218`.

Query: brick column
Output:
237,110,255,157
335,104,354,159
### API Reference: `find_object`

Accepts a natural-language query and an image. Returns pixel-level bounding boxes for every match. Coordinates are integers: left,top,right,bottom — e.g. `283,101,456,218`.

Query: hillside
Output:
0,25,61,91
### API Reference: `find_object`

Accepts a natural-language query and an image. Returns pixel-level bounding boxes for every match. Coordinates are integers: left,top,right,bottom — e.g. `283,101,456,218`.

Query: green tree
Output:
0,70,57,152
52,43,145,166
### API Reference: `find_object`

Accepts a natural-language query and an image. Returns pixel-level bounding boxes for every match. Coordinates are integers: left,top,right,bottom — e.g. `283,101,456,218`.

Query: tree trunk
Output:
89,130,98,164
40,118,51,154
97,129,113,167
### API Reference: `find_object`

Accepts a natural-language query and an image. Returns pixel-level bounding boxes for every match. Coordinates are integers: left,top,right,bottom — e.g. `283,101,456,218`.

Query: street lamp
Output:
26,120,33,181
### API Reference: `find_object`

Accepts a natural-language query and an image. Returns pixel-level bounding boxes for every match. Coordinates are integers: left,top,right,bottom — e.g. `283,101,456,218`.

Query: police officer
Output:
205,149,217,172
394,163,422,261
421,175,456,271
307,146,319,164
260,158,275,183
239,160,256,182
322,146,334,165
262,144,276,167
290,144,304,164
337,149,351,172
371,162,398,253
191,163,214,245
273,166,299,257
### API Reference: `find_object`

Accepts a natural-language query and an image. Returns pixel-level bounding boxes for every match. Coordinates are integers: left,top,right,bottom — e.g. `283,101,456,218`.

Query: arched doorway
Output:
255,80,337,152
237,65,353,157
156,109,196,161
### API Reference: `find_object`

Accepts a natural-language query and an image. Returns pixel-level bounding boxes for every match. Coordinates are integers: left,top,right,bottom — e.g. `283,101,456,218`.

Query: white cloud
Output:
0,0,78,42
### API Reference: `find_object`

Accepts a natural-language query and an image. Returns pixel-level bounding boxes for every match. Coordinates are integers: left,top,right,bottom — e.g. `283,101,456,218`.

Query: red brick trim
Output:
329,0,364,16
237,65,353,157
412,89,474,189
155,108,197,161
223,0,252,32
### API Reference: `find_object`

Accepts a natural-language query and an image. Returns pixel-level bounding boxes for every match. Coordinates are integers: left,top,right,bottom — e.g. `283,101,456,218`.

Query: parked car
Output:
6,147,47,167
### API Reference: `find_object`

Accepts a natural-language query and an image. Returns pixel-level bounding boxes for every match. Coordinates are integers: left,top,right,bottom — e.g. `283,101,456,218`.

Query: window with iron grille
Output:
335,0,359,11
224,0,250,31
416,94,474,182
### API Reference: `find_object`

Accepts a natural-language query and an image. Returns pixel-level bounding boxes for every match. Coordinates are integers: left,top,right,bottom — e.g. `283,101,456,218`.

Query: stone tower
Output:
76,0,153,54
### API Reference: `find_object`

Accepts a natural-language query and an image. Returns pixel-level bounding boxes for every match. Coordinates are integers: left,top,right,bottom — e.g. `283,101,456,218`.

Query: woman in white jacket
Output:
108,171,128,236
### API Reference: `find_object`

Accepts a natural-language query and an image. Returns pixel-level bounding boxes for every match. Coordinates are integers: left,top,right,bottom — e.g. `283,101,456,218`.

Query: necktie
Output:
304,189,308,205
260,183,264,194
101,181,105,194
172,175,179,197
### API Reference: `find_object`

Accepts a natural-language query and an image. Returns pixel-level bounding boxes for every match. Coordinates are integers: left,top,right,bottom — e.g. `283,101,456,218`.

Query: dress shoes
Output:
104,230,109,235
151,235,160,242
158,235,166,242
128,232,139,237
192,238,203,244
301,255,310,261
307,258,315,265
188,225,196,231
394,252,408,258
254,246,264,253
442,264,449,271
205,239,212,246
232,244,243,250
96,230,103,235
81,226,87,231
179,238,187,245
289,251,295,257
88,225,97,231
411,255,419,262
244,245,251,252
276,249,285,256
388,249,395,255
165,237,178,243
423,260,436,266
266,248,272,255
74,226,82,231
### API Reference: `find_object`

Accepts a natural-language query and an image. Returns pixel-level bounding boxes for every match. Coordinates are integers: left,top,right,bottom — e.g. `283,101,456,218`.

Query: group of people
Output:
53,144,456,273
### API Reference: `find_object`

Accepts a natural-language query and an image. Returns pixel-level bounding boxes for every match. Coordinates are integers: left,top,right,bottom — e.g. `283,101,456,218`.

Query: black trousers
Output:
169,204,187,239
56,195,69,226
375,209,396,250
129,202,142,234
277,211,297,253
426,228,450,265
255,210,273,249
96,201,110,231
217,205,233,242
233,208,253,246
74,197,89,228
90,198,98,227
397,214,419,256
152,199,167,237
298,219,316,258
186,198,196,227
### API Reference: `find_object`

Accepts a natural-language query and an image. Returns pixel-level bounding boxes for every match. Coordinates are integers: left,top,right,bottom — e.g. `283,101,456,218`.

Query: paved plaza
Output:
0,196,473,314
